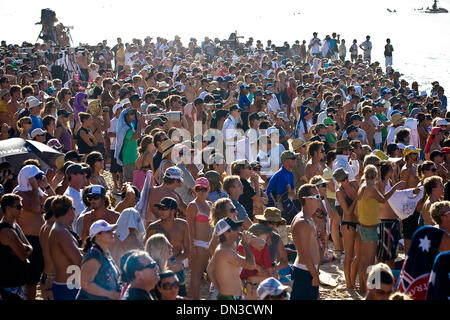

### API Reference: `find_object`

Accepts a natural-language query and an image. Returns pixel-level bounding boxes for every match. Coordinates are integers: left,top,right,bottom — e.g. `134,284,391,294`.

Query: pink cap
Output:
195,177,209,189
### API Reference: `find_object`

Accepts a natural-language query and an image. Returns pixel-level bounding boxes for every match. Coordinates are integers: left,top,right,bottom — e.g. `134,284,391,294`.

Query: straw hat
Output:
254,207,286,225
391,113,406,126
161,139,175,159
291,138,306,151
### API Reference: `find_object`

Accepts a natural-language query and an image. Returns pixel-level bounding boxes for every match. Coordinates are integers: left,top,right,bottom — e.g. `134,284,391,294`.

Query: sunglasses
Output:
136,262,157,271
304,194,321,200
15,204,23,210
430,167,437,172
24,121,32,125
96,158,104,162
252,167,262,171
195,187,208,192
265,291,288,299
88,194,102,200
157,206,170,211
34,172,44,180
267,221,281,226
317,183,327,188
161,281,179,290
229,207,237,213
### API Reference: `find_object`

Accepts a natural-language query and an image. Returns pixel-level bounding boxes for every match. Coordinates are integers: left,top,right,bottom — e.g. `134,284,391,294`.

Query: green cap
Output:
281,150,299,161
323,117,336,126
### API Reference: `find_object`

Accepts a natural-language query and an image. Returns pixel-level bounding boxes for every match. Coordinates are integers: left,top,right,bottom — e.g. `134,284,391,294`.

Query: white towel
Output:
115,208,145,243
387,186,424,220
13,165,46,197
135,171,153,222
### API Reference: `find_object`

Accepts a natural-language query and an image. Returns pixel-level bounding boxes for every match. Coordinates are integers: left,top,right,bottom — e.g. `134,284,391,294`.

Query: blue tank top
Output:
76,245,121,300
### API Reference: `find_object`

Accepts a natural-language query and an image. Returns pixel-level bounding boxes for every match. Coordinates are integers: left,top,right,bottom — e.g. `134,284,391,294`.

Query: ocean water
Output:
1,0,449,92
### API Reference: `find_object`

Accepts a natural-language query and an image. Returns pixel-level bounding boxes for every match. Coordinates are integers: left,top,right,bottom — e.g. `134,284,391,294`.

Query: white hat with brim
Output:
89,220,118,238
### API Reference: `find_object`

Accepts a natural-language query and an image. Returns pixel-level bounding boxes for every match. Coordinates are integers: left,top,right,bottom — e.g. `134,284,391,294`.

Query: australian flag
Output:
398,226,445,300
426,251,450,300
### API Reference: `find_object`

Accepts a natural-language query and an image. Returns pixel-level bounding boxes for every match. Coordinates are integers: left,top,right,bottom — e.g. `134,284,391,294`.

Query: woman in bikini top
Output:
186,177,213,300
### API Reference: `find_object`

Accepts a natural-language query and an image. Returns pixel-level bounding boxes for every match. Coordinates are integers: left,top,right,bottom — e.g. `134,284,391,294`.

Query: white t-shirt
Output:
64,186,86,230
371,115,383,145
108,117,119,150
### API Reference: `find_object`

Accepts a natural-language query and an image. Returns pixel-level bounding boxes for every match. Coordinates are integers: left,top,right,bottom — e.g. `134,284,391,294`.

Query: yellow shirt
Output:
116,48,125,66
357,197,380,226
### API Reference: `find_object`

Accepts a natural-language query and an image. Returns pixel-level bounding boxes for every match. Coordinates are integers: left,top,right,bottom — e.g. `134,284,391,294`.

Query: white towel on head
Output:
115,208,146,242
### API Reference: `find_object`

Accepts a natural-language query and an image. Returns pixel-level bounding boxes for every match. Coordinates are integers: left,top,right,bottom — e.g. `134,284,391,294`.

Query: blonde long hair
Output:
145,233,172,271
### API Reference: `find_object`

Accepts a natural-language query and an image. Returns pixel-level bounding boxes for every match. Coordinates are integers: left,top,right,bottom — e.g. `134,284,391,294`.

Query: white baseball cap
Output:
214,217,244,236
89,220,117,238
276,112,289,122
257,277,291,300
27,97,42,109
164,166,184,183
31,128,47,139
435,118,448,126
112,103,124,114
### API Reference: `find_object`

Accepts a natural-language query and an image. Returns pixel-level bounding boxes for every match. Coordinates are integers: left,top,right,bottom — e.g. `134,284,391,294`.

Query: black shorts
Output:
110,150,123,173
401,210,420,240
25,235,44,286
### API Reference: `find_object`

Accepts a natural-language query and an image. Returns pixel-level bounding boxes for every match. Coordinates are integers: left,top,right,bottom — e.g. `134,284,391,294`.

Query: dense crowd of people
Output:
0,30,449,301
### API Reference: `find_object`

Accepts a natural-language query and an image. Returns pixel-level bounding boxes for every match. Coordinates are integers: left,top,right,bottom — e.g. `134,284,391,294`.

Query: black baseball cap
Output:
65,163,89,177
155,197,178,210
64,150,82,162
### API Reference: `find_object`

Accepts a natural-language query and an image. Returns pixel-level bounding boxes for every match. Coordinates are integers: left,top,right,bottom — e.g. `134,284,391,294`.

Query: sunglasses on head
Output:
304,194,321,200
161,281,179,290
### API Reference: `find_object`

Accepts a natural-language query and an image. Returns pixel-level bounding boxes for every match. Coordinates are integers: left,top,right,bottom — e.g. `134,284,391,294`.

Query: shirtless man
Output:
145,197,190,296
207,217,255,300
360,106,376,149
377,161,402,270
14,165,48,300
305,142,325,182
39,196,57,300
80,185,120,246
400,146,421,252
48,195,83,300
145,167,187,227
422,176,444,225
290,184,322,300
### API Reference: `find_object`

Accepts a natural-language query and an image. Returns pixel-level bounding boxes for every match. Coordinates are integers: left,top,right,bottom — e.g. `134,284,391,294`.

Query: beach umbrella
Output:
0,138,62,173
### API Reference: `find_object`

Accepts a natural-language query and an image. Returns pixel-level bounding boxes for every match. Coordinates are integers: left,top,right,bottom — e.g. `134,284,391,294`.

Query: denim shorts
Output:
357,224,379,242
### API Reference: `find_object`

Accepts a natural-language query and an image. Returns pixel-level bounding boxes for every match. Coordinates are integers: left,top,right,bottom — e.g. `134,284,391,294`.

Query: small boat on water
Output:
423,0,448,13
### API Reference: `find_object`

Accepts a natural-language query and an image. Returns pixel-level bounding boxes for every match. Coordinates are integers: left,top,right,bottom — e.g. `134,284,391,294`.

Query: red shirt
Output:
237,244,272,279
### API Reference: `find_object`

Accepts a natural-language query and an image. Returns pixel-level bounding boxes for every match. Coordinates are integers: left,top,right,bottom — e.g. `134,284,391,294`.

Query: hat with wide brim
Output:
161,139,176,159
254,207,286,225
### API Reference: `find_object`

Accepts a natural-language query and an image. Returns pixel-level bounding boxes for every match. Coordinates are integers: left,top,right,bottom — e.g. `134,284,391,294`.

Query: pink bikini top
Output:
194,201,210,223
